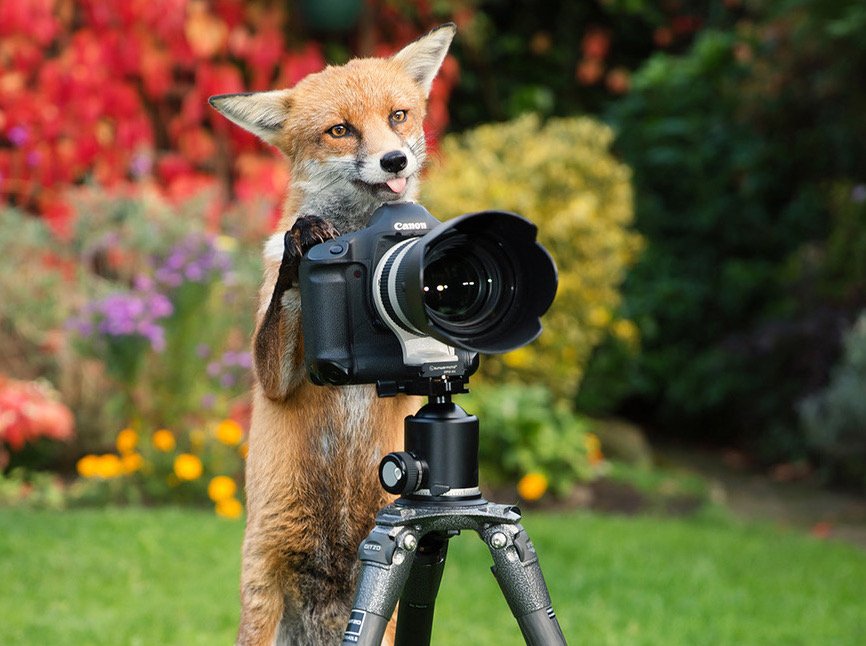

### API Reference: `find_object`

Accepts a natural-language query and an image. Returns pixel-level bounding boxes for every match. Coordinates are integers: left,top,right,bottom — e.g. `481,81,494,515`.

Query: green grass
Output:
0,507,864,645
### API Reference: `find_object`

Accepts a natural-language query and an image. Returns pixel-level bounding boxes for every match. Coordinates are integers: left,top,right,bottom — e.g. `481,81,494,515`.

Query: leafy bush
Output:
0,0,462,229
422,114,642,399
799,313,866,490
585,10,866,451
460,383,600,498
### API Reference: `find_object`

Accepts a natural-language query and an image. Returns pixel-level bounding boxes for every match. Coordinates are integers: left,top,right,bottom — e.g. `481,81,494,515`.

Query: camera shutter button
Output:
328,244,345,255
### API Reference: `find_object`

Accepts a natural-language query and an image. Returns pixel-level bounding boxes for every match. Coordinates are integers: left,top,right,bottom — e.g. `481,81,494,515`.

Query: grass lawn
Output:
0,507,864,645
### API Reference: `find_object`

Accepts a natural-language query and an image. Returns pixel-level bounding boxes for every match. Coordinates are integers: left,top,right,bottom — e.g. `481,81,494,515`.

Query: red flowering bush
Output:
0,375,74,468
0,0,459,233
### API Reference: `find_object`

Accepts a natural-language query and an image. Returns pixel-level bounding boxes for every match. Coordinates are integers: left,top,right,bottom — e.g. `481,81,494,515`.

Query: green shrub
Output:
423,114,642,399
799,312,866,490
586,17,865,450
460,383,595,497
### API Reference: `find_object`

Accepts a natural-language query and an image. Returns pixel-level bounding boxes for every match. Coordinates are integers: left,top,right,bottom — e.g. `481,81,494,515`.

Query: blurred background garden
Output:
1,0,865,643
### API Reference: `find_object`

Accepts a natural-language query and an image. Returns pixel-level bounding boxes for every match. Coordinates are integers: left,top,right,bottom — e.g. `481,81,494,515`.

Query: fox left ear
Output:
208,90,291,145
392,23,456,96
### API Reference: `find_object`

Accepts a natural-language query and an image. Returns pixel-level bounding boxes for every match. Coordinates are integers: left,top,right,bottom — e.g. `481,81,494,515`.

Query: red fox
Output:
209,24,456,646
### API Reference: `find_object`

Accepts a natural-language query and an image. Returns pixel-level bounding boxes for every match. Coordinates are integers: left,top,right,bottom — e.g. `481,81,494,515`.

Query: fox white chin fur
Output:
209,24,456,646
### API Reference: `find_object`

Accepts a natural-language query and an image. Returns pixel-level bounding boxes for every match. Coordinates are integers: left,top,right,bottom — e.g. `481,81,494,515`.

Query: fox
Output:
209,24,457,646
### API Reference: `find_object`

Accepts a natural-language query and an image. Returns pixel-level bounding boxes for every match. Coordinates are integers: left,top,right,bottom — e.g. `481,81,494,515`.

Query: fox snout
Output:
380,150,408,174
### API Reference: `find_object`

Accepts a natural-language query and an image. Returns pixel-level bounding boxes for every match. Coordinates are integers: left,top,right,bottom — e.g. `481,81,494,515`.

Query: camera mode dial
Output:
379,452,424,495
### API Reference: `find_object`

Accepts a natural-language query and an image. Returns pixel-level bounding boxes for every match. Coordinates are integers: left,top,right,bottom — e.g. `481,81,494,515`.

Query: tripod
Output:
341,380,567,645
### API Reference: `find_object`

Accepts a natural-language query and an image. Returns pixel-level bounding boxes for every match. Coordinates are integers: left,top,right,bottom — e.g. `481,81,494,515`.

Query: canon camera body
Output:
299,202,557,393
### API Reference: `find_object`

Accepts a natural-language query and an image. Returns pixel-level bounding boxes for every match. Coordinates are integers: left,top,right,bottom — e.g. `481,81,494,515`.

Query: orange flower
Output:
517,472,548,501
116,428,138,455
152,429,176,452
585,432,604,466
121,453,144,474
76,454,100,478
95,454,123,479
215,497,243,519
215,419,243,446
173,453,203,481
207,475,237,502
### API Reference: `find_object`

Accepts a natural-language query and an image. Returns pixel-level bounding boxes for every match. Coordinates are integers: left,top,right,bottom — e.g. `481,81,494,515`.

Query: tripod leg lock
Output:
481,523,567,645
342,526,421,645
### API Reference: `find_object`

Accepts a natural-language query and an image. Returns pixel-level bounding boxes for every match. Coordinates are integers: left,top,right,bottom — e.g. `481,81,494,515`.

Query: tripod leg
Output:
394,531,451,646
481,523,567,645
342,525,419,646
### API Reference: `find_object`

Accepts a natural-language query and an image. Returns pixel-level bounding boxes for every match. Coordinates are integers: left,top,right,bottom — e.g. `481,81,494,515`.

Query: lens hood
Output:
395,211,558,354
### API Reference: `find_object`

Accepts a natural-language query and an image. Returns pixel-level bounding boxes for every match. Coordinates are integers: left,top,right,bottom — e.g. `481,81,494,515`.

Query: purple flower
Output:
7,125,28,147
68,287,174,353
196,344,211,359
129,151,153,178
153,233,233,291
852,185,866,204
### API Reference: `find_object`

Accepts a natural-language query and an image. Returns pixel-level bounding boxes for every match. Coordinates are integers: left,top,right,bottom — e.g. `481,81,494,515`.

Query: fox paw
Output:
275,216,340,292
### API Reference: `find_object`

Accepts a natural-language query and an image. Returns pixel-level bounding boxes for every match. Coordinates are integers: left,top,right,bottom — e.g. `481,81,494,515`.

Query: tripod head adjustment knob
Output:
379,452,424,495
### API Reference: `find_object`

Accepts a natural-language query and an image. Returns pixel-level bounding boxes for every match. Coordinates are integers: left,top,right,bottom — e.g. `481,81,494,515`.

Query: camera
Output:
299,202,557,393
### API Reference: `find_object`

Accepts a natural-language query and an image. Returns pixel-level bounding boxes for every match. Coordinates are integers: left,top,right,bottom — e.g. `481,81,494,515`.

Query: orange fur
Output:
211,25,456,646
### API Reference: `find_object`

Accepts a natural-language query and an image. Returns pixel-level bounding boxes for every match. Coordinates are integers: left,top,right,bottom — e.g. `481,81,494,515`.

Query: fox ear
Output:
208,90,291,144
392,23,456,96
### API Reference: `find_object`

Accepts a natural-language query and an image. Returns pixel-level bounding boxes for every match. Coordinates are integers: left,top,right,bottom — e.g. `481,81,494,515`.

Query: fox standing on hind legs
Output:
209,24,457,646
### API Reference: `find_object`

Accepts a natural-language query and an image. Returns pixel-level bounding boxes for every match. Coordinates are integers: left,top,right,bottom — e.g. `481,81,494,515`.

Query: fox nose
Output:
380,150,408,174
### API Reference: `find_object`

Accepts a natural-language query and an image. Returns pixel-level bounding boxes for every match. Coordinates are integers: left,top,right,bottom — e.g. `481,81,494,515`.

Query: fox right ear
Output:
208,90,291,144
393,23,456,96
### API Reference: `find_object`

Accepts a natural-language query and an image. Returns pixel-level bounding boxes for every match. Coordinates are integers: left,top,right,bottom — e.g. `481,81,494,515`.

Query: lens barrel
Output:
378,211,557,354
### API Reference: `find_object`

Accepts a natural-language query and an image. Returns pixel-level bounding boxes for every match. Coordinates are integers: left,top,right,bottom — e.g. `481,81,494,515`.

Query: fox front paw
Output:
274,216,340,293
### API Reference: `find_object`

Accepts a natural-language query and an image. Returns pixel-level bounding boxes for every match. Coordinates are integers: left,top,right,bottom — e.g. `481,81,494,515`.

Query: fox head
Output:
209,24,456,233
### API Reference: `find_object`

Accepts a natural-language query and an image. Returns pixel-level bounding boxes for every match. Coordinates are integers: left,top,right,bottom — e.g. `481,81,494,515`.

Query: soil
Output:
658,447,866,549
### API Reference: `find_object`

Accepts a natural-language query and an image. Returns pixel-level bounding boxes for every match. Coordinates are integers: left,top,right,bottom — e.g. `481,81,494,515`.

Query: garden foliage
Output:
580,1,866,464
0,0,460,229
461,383,601,498
800,312,866,490
422,114,642,399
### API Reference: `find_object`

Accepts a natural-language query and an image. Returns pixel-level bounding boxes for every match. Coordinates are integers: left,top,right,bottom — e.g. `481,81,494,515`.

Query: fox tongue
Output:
385,177,407,194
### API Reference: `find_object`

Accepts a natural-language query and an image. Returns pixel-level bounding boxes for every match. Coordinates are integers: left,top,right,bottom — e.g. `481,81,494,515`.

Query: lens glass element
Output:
422,235,513,333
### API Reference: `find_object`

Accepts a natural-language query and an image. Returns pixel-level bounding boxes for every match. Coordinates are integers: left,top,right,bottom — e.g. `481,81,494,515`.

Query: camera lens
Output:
373,209,556,355
421,235,512,333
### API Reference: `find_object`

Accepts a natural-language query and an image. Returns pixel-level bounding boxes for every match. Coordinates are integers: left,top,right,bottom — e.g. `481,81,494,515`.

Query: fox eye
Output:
327,124,350,138
390,110,408,124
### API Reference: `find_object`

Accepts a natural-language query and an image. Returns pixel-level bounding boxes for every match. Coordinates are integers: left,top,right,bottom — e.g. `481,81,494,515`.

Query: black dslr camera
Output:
299,202,557,395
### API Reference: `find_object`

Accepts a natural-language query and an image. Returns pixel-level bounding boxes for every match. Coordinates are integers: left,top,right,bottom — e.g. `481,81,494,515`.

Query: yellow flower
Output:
116,428,138,455
238,442,249,459
76,454,100,478
95,454,123,479
517,472,548,501
502,347,532,369
121,453,144,474
215,419,243,446
611,319,639,346
207,475,238,502
215,497,244,519
588,306,612,328
585,432,604,466
173,453,203,481
152,429,176,452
